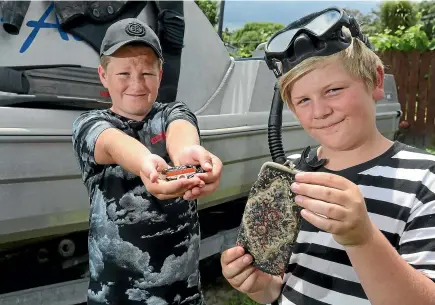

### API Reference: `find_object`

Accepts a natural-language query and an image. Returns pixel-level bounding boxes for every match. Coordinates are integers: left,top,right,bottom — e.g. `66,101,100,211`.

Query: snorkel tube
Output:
264,7,373,169
268,82,287,165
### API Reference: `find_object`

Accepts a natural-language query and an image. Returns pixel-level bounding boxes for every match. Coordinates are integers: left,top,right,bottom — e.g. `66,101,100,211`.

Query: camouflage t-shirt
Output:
72,101,205,305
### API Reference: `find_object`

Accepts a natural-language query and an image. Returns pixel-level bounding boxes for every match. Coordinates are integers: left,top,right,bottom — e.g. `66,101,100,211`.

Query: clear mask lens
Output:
267,29,298,55
266,9,342,53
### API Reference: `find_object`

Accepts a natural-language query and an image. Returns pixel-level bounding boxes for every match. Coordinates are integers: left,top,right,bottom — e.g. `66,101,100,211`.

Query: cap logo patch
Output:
125,22,146,37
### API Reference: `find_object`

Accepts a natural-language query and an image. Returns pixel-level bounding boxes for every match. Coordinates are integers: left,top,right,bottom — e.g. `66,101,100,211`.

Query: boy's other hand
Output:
176,145,223,200
221,246,274,295
291,171,376,247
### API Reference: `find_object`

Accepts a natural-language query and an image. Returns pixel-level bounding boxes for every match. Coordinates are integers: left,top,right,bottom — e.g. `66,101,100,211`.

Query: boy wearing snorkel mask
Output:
221,7,435,305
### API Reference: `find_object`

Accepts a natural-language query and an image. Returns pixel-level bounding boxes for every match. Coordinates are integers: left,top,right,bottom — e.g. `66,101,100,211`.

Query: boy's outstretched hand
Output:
139,153,204,200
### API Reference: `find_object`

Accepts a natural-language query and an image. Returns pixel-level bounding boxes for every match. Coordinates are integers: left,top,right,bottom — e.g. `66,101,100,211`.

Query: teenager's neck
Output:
318,131,394,171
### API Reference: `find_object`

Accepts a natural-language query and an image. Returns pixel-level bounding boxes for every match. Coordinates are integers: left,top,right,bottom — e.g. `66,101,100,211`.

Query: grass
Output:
200,254,262,305
202,281,261,305
226,293,261,305
201,273,261,305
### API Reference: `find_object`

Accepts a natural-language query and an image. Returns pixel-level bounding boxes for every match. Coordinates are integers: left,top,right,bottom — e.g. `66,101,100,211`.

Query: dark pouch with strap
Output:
155,1,185,103
236,161,303,276
157,8,185,53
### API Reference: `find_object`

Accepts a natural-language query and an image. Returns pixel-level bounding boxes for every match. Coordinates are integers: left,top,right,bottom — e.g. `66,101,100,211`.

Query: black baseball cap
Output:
100,18,164,60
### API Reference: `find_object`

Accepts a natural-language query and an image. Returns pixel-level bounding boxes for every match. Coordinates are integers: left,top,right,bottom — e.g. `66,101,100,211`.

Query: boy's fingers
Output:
229,265,257,288
156,192,186,200
157,177,202,195
149,171,159,182
145,179,186,196
238,270,260,293
222,254,253,279
221,246,245,266
183,190,193,200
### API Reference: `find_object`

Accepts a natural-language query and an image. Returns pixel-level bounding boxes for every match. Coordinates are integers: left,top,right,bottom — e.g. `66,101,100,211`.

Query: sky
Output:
220,0,383,30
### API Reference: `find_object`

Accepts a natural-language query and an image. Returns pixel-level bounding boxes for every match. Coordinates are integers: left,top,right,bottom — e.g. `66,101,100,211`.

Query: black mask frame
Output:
264,7,372,77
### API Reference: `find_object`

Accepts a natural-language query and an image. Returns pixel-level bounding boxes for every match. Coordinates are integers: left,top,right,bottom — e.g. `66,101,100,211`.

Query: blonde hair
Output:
279,28,383,106
100,55,111,70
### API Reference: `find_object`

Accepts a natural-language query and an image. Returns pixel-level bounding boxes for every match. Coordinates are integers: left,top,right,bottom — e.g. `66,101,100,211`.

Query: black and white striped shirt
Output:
278,141,435,305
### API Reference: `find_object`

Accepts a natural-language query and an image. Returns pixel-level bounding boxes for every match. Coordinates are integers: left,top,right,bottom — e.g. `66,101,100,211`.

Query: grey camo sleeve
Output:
72,111,115,182
162,101,200,137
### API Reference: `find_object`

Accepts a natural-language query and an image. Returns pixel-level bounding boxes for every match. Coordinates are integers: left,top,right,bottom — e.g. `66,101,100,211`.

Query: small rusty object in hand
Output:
159,165,205,181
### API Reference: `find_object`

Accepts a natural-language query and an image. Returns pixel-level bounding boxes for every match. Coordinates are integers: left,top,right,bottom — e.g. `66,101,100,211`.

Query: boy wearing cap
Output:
72,18,221,305
220,9,435,305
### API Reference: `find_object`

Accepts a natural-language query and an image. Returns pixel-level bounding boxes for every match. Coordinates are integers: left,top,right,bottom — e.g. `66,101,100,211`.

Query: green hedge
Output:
370,19,435,51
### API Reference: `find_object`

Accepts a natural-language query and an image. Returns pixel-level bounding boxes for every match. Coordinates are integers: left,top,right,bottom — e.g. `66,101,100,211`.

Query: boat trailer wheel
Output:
37,248,49,264
58,239,76,258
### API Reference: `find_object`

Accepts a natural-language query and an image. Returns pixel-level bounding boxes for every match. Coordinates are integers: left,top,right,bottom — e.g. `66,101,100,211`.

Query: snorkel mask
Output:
265,7,373,168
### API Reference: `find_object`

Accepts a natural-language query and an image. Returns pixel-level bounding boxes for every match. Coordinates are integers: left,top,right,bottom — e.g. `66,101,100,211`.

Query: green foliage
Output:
379,1,417,32
227,22,285,58
369,13,435,51
195,0,218,27
345,1,435,51
196,0,435,56
195,0,284,58
222,27,232,44
415,0,435,39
